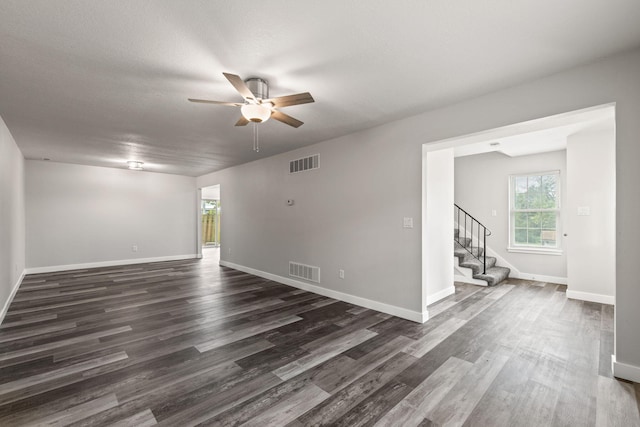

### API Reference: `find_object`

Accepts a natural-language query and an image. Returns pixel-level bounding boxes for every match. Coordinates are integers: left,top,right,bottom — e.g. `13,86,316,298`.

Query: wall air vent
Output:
289,261,320,283
289,154,319,174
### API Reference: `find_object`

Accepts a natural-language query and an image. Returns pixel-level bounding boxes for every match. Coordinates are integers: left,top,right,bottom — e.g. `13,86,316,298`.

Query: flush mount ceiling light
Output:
127,161,144,170
240,103,272,123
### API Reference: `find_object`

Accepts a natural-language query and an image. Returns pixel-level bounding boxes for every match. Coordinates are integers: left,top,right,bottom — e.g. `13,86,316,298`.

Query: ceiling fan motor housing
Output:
245,78,269,100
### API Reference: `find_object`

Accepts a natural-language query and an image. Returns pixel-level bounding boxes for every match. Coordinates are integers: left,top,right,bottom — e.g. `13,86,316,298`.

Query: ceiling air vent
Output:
289,261,320,283
289,154,319,174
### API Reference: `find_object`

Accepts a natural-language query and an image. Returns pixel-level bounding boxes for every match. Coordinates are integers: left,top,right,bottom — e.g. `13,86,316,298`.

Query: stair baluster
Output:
454,204,491,274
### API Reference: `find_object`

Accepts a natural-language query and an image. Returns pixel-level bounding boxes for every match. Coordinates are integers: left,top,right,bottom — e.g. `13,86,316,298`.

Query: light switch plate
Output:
403,217,413,228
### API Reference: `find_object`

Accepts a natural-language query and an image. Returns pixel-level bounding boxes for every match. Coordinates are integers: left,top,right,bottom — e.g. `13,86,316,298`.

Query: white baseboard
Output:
25,254,198,275
612,355,640,383
454,274,488,287
426,285,455,306
566,289,614,305
0,269,25,325
517,272,568,285
219,260,428,323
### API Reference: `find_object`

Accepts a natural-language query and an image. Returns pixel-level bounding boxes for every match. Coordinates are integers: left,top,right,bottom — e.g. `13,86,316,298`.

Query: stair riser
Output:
460,257,497,275
454,233,509,286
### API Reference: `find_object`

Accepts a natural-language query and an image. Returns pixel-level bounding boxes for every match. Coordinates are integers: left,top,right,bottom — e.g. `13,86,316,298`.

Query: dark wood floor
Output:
1,250,639,426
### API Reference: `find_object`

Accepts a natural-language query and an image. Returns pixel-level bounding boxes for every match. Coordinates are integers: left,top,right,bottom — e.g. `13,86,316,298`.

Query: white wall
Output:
566,128,616,304
0,115,25,322
424,148,454,306
26,161,197,270
199,47,640,380
454,150,568,279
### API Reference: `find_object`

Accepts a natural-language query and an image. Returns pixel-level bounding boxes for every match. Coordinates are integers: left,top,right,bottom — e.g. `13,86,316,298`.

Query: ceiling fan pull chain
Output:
252,122,260,152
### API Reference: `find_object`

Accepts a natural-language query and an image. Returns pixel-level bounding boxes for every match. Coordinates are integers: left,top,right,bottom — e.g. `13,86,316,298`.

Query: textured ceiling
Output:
1,1,640,176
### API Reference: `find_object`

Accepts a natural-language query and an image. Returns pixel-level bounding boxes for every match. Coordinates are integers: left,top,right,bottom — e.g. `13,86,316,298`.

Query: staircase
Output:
454,204,510,286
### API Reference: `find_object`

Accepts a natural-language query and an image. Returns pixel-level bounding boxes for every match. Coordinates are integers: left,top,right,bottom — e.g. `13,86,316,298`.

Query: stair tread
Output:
453,225,507,286
459,256,497,273
456,240,472,248
454,245,484,259
459,256,496,266
473,266,510,286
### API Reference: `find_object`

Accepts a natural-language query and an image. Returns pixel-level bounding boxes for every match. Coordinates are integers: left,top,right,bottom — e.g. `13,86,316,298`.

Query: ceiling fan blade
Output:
223,72,256,101
266,92,314,108
271,110,304,128
188,98,243,106
235,116,250,126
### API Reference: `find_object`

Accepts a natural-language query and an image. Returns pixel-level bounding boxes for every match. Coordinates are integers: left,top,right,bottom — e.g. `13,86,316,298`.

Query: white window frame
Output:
508,170,562,255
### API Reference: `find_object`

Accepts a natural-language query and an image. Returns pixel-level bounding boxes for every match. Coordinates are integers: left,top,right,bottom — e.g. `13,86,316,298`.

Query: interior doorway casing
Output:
421,103,616,318
197,184,221,259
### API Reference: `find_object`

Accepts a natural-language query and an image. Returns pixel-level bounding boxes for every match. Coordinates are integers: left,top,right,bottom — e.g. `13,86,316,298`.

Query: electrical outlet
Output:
132,245,138,252
228,247,232,255
339,269,345,279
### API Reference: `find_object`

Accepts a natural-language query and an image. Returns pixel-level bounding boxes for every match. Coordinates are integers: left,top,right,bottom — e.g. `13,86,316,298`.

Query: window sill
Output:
507,246,563,256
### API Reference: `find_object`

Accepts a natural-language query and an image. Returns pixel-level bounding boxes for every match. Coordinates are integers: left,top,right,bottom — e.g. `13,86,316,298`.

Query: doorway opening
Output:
200,184,221,262
422,103,616,316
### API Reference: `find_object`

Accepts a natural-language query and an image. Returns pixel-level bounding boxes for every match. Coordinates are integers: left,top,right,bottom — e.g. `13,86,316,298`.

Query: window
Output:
509,171,561,253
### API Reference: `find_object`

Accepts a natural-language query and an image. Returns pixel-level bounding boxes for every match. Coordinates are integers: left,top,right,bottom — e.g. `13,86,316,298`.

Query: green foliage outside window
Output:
511,173,559,247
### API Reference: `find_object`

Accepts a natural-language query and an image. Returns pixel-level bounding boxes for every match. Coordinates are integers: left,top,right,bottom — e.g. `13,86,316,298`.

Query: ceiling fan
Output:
188,73,314,128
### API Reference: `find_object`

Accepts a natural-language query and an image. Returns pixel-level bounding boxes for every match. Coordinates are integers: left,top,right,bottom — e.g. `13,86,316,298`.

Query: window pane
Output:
510,172,560,249
527,212,542,228
514,212,528,227
540,212,556,228
515,228,527,244
540,174,558,208
526,176,542,208
514,176,528,209
527,229,541,245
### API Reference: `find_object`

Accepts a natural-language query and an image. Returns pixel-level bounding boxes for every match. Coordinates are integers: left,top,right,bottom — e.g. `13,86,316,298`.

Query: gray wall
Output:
198,47,640,374
198,135,423,315
454,150,568,279
26,161,198,269
0,115,25,321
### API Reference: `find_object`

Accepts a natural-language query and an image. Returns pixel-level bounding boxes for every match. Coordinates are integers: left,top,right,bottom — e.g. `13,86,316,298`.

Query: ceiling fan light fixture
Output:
127,160,144,170
241,103,271,123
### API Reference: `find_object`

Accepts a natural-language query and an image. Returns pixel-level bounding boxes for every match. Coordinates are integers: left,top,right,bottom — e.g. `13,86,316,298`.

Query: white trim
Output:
612,355,640,383
517,272,568,285
426,285,456,306
424,103,616,152
507,247,563,255
566,289,614,305
196,188,203,259
454,274,488,287
25,254,198,275
220,260,428,323
508,171,562,252
0,269,25,325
